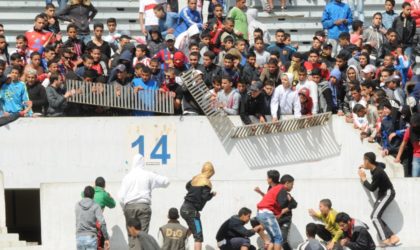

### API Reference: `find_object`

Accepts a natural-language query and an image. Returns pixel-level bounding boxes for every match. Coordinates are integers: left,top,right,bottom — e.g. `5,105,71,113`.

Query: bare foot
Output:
390,235,400,245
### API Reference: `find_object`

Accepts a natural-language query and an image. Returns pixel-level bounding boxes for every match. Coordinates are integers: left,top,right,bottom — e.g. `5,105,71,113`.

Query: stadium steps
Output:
0,0,403,52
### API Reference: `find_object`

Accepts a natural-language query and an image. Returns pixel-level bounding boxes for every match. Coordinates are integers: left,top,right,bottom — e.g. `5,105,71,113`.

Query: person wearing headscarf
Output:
180,162,216,250
298,87,313,116
270,72,302,121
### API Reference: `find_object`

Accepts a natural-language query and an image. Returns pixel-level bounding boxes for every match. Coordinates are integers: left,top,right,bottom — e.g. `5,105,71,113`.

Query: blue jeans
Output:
412,156,420,177
76,235,97,250
77,34,92,46
348,0,364,22
256,211,283,245
45,0,68,11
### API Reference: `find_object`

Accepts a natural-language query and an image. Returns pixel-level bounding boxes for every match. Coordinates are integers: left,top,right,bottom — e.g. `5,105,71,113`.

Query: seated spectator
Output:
260,58,282,87
25,69,47,116
153,4,180,37
299,88,313,116
0,66,32,117
335,212,376,250
57,0,98,45
382,0,398,30
297,223,327,250
176,0,203,35
240,82,264,124
86,23,111,61
46,73,74,116
127,219,160,250
271,73,301,121
216,207,263,250
158,208,190,250
217,75,241,115
308,199,343,250
25,14,56,53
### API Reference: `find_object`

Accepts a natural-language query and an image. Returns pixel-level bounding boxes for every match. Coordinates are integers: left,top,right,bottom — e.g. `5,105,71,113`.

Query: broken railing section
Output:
65,80,174,114
180,69,332,139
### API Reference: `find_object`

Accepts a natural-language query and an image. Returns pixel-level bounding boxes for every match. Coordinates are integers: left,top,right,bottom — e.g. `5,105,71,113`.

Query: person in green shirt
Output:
308,199,343,250
228,0,248,41
94,177,116,210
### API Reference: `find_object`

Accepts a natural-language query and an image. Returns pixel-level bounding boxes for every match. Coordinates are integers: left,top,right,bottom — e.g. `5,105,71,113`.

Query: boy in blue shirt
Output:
132,66,159,116
0,66,32,117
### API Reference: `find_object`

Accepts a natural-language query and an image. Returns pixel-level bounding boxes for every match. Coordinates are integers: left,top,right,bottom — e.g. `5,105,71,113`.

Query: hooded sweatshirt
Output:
183,162,215,211
75,198,109,240
118,154,170,207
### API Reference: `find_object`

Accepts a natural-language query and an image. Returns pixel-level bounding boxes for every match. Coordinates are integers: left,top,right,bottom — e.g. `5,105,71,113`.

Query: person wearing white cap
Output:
271,73,301,121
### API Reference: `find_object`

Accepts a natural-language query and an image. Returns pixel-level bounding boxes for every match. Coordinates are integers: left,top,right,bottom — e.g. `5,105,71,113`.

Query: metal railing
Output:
66,80,174,114
180,69,333,139
230,112,332,138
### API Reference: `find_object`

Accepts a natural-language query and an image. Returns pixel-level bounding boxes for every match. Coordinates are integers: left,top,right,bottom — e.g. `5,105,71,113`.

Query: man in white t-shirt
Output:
139,0,167,35
295,67,318,114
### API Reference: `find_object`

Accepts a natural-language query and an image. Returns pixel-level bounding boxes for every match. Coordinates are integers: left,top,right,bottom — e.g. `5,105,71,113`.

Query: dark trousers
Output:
180,203,203,242
123,203,152,245
371,189,395,240
0,113,19,127
279,221,292,250
315,224,333,242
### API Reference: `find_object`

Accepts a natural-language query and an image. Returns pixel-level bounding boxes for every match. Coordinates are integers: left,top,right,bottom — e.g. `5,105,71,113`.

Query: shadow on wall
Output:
110,225,128,250
220,120,341,168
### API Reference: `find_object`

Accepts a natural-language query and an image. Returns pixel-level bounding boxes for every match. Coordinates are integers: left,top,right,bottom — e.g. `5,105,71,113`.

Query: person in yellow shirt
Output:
308,199,343,250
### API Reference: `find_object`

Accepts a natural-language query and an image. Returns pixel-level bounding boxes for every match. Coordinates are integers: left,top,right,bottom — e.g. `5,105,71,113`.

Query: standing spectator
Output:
139,0,166,36
321,0,353,57
228,0,248,41
363,13,387,59
104,18,121,54
200,51,222,88
57,0,98,45
0,35,9,65
46,0,68,11
358,152,400,246
277,175,297,250
0,66,32,117
176,0,203,35
127,218,160,250
299,87,314,116
158,208,190,250
395,113,420,176
383,0,399,30
267,29,293,66
75,186,110,250
93,177,115,210
254,169,280,197
25,15,56,53
348,0,364,22
180,162,216,250
63,24,85,59
335,212,376,250
25,69,47,116
216,207,264,250
392,2,416,55
296,67,318,114
86,23,111,61
297,223,327,250
271,73,301,121
240,82,265,124
46,73,74,116
154,5,179,37
308,199,343,250
154,34,178,70
406,0,420,28
44,4,61,35
216,75,241,115
118,154,169,241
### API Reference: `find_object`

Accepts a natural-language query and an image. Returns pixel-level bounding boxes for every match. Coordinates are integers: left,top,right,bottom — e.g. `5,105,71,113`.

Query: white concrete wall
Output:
0,116,403,189
41,179,419,250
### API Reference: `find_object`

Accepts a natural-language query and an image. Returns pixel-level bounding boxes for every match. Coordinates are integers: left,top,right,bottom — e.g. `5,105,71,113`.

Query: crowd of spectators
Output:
0,0,420,174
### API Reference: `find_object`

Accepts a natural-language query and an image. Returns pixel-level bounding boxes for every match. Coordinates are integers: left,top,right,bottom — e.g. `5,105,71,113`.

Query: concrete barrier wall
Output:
41,178,419,250
0,116,403,189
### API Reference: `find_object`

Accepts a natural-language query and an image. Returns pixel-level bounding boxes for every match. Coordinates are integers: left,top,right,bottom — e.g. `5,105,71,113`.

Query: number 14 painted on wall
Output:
131,135,171,165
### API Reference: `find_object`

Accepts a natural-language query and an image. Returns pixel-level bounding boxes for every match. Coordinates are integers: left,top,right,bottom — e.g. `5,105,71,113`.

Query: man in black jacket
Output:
216,207,263,250
358,152,399,246
392,2,416,52
240,82,265,125
335,212,375,250
200,51,222,88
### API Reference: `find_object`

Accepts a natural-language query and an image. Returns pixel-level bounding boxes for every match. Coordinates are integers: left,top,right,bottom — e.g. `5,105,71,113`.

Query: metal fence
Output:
230,112,332,138
66,80,174,114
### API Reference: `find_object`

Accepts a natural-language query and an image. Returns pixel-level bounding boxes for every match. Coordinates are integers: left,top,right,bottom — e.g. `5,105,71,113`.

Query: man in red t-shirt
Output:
25,14,56,53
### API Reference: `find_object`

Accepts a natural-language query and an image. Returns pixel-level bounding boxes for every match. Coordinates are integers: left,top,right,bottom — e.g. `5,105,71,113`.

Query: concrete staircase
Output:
0,0,404,52
0,172,40,249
